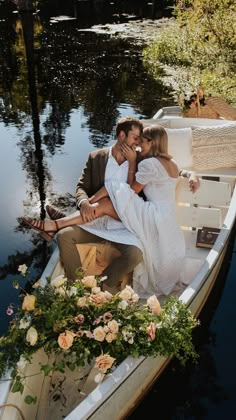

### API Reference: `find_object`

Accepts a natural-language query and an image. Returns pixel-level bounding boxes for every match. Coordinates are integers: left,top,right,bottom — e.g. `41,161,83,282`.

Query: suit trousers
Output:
57,225,143,290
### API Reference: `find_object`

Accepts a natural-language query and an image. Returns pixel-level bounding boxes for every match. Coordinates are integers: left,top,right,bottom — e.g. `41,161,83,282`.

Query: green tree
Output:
142,0,236,104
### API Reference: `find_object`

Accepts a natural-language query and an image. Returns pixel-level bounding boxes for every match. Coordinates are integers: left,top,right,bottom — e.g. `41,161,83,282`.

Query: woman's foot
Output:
22,217,59,242
46,205,66,220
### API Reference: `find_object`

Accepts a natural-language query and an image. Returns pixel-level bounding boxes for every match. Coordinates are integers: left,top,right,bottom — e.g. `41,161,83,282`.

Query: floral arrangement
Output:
178,86,206,112
0,265,199,404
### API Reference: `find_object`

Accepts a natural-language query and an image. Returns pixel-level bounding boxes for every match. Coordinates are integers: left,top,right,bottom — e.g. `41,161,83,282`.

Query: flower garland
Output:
0,265,199,403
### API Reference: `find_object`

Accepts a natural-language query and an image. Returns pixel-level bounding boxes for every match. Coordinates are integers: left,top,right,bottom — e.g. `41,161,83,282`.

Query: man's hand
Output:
189,172,200,193
80,200,99,223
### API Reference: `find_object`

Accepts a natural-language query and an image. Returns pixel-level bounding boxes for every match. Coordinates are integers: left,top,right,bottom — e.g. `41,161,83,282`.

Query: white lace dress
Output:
105,158,186,298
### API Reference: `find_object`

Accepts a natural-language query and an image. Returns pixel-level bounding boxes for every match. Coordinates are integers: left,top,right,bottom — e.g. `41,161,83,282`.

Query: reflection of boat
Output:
1,107,236,420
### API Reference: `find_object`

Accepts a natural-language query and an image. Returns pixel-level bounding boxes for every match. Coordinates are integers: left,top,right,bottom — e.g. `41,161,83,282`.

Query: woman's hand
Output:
121,143,137,162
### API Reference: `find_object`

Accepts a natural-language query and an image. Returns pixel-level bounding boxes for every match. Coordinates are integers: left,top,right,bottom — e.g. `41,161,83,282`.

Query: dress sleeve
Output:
136,159,156,185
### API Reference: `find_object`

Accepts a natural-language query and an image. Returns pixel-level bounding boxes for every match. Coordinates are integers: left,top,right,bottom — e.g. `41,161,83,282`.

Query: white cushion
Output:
166,128,193,169
191,122,236,169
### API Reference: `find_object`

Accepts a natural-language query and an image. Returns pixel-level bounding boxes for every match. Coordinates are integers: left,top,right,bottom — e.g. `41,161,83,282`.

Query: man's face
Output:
123,125,141,148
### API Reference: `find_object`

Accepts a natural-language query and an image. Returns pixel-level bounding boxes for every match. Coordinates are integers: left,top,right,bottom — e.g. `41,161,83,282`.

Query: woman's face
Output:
139,136,153,157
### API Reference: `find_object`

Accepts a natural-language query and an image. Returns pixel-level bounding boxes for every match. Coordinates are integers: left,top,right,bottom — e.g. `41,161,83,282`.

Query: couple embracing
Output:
23,116,199,299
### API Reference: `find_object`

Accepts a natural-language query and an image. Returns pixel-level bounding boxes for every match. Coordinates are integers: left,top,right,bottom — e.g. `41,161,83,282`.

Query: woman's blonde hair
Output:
142,125,172,160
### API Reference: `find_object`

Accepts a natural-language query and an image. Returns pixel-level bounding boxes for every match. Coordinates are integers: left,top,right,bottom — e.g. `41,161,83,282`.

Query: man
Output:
56,116,144,293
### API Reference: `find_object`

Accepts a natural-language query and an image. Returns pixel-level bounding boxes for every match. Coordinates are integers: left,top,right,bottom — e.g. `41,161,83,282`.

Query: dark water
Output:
0,1,236,418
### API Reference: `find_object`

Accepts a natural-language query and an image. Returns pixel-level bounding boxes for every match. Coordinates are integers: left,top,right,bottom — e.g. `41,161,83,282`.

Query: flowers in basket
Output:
178,86,206,113
178,86,220,119
0,265,199,404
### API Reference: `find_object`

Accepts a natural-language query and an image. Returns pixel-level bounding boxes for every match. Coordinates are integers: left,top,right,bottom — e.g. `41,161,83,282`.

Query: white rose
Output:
19,318,31,330
17,355,28,370
91,286,101,294
18,264,28,276
131,293,139,303
26,327,38,346
118,300,129,310
51,275,67,288
55,287,66,296
67,286,77,297
119,285,134,301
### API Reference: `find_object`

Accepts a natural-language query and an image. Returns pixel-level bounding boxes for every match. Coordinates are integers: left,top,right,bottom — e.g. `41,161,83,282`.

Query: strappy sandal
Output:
46,205,66,220
22,217,59,242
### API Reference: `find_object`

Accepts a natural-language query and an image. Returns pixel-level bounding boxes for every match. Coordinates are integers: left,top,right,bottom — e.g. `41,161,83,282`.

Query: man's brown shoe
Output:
46,205,66,220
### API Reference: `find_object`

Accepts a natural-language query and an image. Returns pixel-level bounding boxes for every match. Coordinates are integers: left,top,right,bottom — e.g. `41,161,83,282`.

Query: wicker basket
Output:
206,97,236,120
183,104,220,119
182,87,220,119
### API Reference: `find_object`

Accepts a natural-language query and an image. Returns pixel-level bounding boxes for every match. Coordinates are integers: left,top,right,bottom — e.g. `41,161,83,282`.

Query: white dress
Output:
105,158,186,298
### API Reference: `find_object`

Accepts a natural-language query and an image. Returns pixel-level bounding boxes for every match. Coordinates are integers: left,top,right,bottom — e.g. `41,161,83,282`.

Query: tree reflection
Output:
0,0,173,278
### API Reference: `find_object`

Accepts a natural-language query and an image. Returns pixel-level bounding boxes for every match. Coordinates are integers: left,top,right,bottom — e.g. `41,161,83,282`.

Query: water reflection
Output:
0,2,173,333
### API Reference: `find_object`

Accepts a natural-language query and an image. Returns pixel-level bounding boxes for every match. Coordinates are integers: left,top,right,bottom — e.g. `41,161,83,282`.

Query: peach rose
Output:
147,295,161,314
77,296,88,307
58,330,75,350
82,276,97,289
93,326,106,342
91,286,101,294
22,294,36,311
105,332,117,343
146,322,156,341
89,292,107,305
107,320,119,334
95,354,116,373
32,279,41,289
103,290,113,301
26,326,38,346
51,275,67,288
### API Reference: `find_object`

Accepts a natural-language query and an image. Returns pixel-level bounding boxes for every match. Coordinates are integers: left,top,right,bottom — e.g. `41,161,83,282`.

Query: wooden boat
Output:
1,106,236,420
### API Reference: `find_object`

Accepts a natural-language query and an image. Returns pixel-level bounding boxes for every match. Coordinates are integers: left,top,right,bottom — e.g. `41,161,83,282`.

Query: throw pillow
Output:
191,123,236,169
166,128,193,169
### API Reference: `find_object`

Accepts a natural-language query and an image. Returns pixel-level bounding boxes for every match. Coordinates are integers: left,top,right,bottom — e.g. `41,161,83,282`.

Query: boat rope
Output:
0,403,26,420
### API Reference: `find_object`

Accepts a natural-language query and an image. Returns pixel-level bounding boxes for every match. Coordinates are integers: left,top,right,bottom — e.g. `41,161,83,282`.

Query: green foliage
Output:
0,267,199,403
142,1,236,104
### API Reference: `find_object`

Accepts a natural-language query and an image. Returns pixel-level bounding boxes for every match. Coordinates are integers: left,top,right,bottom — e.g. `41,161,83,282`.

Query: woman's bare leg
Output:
25,197,120,234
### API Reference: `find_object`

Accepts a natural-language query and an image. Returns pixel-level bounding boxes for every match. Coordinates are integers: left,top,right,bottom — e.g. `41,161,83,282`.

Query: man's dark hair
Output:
115,116,143,137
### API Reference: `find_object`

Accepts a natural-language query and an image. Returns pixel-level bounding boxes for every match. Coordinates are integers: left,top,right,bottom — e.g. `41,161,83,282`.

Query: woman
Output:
23,125,186,298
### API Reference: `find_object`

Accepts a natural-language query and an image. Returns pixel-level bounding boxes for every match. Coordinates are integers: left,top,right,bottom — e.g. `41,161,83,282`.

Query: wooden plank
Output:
178,178,231,206
177,205,222,228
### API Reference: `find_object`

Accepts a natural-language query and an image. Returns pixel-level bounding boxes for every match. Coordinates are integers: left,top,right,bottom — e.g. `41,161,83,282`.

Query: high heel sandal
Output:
46,205,66,220
22,217,59,242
